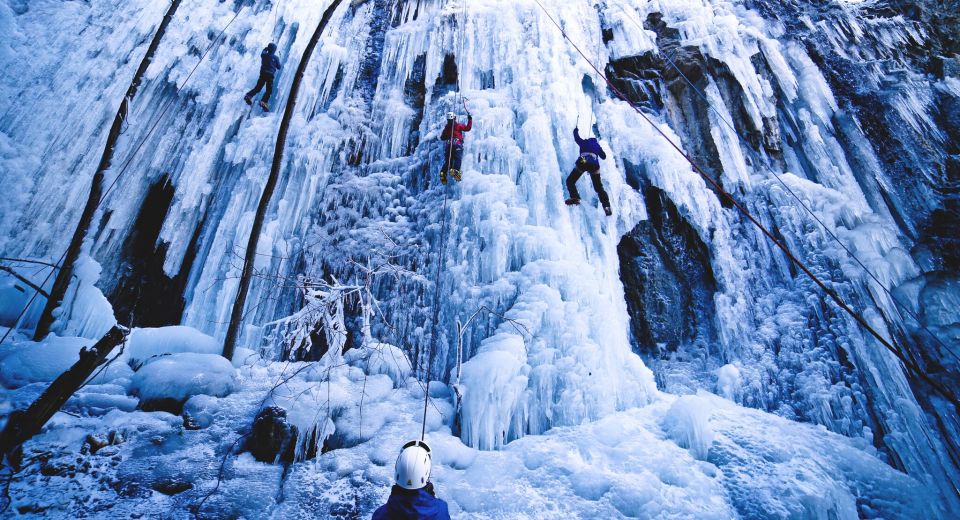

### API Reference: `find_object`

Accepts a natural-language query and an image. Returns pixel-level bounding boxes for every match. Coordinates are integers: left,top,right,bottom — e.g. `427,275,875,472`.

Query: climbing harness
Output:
531,0,960,409
0,5,247,348
613,2,960,368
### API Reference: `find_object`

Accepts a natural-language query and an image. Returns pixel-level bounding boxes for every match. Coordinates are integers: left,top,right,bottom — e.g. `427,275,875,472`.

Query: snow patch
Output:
126,326,219,367
663,394,715,460
130,353,237,403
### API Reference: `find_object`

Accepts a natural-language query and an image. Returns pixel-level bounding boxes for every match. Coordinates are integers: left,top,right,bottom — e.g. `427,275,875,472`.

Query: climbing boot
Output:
440,170,448,185
565,197,581,206
259,100,270,111
244,94,253,106
604,205,613,216
451,169,462,182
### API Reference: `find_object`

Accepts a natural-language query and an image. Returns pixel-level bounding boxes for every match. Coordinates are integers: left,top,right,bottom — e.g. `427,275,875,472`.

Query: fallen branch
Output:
0,326,127,459
0,258,61,270
0,266,49,299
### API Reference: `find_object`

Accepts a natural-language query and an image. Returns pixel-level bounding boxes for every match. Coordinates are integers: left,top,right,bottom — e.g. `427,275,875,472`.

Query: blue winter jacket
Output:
574,128,606,167
372,485,451,520
260,45,281,77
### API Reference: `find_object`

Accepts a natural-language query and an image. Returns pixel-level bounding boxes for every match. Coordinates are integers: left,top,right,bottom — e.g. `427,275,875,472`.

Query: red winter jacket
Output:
441,116,472,145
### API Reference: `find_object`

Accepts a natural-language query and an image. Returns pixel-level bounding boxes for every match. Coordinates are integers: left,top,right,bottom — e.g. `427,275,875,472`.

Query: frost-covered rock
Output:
182,394,219,430
0,335,129,388
716,364,742,402
663,394,715,460
231,347,261,368
126,326,219,367
130,353,236,412
343,342,411,388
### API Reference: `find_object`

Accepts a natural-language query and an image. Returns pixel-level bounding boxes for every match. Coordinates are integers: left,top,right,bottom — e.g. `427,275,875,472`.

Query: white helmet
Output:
395,440,432,489
447,112,456,120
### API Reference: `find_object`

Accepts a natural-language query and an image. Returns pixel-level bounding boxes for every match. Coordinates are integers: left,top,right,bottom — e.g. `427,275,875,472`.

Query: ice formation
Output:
0,0,958,517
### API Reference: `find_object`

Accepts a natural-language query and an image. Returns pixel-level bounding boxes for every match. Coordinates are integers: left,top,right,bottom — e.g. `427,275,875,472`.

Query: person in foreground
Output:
372,440,451,520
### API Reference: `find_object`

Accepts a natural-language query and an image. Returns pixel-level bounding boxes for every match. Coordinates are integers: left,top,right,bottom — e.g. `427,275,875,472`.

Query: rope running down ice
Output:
0,5,247,347
531,0,959,409
422,0,469,441
614,1,960,366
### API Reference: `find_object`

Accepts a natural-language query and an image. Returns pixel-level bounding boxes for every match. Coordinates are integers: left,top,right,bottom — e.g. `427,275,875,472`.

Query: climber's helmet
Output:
395,440,432,490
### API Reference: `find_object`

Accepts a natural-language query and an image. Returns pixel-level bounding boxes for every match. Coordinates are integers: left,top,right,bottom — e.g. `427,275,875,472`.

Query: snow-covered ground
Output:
0,326,933,518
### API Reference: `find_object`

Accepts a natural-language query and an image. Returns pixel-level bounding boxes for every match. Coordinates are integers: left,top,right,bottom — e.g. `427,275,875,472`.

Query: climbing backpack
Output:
441,123,453,141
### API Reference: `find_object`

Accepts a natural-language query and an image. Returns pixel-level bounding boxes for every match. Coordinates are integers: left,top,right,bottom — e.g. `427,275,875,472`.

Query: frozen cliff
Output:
0,0,958,517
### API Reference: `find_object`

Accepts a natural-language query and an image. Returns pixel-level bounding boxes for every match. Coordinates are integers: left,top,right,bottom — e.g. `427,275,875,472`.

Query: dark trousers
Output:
567,159,610,208
442,143,464,172
246,73,275,103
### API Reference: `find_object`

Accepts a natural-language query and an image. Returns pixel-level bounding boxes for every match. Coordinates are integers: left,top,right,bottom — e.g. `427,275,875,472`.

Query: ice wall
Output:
0,0,958,512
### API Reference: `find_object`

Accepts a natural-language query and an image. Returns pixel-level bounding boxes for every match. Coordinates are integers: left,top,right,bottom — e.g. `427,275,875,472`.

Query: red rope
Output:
530,0,958,409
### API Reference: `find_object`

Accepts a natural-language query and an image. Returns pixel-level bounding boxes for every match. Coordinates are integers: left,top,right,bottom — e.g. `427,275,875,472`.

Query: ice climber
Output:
439,111,472,185
244,43,281,112
373,440,451,520
565,127,612,216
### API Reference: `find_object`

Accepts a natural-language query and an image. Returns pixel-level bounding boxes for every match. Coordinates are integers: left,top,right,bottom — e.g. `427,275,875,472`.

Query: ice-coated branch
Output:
0,266,49,299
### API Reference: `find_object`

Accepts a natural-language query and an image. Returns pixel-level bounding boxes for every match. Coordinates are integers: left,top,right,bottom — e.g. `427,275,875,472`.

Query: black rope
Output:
531,0,960,410
421,0,468,441
0,5,247,347
422,189,451,441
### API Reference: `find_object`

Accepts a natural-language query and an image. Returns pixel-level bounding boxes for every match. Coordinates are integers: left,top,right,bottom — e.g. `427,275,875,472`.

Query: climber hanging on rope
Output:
565,127,612,216
439,110,472,185
373,440,451,520
244,43,281,112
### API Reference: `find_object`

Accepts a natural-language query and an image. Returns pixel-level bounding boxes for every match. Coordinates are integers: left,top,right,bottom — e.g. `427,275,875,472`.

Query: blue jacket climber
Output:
566,127,612,216
246,43,281,111
260,43,282,77
372,483,451,520
573,127,606,166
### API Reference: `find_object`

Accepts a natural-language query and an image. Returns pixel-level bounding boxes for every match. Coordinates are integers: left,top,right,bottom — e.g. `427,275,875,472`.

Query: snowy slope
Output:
0,0,958,517
0,350,936,518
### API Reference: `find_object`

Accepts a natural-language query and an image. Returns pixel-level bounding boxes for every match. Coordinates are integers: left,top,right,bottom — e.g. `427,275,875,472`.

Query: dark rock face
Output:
432,53,460,99
248,406,297,463
245,406,320,463
618,182,718,357
606,12,785,207
107,176,188,327
152,477,192,496
139,397,185,416
403,53,428,154
608,0,960,500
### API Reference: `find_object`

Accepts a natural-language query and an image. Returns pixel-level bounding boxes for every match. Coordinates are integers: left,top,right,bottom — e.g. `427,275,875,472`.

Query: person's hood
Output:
384,486,448,518
266,43,277,53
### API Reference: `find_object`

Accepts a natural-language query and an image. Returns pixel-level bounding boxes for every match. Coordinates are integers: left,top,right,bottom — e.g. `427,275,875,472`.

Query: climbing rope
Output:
530,0,960,409
0,5,247,348
591,20,602,135
421,0,469,441
422,189,451,441
102,5,247,201
613,2,960,367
